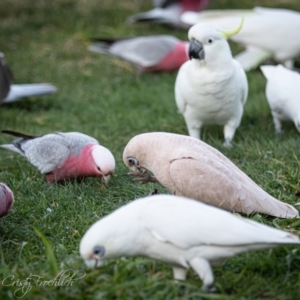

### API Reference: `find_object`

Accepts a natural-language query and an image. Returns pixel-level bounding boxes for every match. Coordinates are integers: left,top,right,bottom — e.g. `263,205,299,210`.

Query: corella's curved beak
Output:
189,39,204,60
84,257,104,268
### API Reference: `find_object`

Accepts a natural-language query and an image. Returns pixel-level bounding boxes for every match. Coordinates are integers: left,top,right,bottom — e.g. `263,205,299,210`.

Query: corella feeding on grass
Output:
89,35,189,74
260,65,300,133
175,18,248,146
0,130,115,183
123,132,299,218
80,194,300,292
0,183,14,217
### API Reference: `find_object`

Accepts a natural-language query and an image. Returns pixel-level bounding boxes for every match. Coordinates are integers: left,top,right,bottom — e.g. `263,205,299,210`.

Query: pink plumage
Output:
0,130,115,184
0,183,14,217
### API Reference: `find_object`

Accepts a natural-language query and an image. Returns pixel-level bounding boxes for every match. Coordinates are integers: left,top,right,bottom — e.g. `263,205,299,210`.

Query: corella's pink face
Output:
91,145,116,183
0,183,14,217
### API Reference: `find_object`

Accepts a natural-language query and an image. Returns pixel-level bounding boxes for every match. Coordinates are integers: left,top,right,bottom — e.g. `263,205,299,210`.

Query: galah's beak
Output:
189,39,205,60
102,174,111,184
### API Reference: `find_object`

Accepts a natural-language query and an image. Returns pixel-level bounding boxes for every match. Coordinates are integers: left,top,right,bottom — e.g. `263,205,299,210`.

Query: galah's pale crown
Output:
91,145,115,174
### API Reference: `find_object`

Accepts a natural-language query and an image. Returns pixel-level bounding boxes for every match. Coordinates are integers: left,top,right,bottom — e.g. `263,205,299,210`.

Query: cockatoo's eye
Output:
93,245,105,257
207,38,214,44
127,157,139,166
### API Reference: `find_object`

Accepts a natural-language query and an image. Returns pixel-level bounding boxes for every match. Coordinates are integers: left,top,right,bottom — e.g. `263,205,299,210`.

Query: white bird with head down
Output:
80,194,300,292
175,18,248,146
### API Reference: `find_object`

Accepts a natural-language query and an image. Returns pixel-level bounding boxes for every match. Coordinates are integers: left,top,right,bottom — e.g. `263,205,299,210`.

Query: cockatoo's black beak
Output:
189,39,205,60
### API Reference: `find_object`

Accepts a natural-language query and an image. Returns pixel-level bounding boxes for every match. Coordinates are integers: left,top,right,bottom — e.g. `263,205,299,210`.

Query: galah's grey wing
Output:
0,53,13,104
23,138,71,174
89,36,179,67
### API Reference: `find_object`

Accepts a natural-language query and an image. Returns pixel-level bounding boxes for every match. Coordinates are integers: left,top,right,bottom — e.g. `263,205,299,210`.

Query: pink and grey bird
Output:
88,35,189,73
123,132,299,219
127,0,211,28
0,130,115,183
0,183,14,217
0,52,56,104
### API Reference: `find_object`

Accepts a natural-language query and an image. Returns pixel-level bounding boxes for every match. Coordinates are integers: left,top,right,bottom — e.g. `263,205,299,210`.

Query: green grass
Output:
0,0,300,299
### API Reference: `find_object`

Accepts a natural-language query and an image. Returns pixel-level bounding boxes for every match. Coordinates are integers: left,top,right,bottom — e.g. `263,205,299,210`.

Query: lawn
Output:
0,0,300,299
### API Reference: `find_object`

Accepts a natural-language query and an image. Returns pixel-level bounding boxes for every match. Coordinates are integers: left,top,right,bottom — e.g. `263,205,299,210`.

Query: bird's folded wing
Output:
142,196,299,249
24,139,70,174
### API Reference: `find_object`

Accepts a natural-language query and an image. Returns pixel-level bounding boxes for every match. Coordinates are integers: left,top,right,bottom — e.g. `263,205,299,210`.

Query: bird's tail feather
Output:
3,83,57,103
1,130,38,139
0,144,25,156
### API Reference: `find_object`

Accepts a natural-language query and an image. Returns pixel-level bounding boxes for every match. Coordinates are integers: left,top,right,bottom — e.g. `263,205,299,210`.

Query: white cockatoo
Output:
80,194,300,292
127,0,210,28
260,64,300,133
123,132,299,219
88,36,189,73
175,19,248,146
0,183,14,218
181,7,300,71
0,130,115,183
0,52,56,105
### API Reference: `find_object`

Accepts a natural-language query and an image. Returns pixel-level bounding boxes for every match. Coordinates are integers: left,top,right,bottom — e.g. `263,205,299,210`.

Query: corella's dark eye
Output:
207,38,213,44
93,245,105,257
127,157,139,166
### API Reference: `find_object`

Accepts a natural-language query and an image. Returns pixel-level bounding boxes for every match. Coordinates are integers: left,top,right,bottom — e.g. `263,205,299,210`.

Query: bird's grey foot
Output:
223,140,232,148
201,284,217,293
128,169,158,184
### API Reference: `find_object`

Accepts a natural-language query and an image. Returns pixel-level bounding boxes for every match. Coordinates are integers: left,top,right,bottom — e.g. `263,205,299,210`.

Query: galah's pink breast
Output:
45,144,101,183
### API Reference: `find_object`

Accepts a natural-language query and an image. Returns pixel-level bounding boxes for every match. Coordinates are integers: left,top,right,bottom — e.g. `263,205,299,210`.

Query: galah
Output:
80,194,300,292
0,183,14,217
260,65,300,134
123,132,299,219
0,130,115,183
127,0,210,28
181,7,300,70
0,52,57,105
175,19,248,146
88,36,189,73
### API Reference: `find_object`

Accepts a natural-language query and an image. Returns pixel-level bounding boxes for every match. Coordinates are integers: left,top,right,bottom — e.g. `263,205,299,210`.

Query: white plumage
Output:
80,194,300,292
181,7,300,70
260,64,300,133
175,22,248,146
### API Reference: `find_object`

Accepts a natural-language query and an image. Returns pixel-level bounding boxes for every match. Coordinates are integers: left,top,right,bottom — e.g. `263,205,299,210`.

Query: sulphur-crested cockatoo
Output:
0,130,115,183
88,36,189,73
80,194,300,292
181,7,300,70
260,65,300,133
127,0,210,28
175,19,248,146
0,52,56,104
123,132,299,219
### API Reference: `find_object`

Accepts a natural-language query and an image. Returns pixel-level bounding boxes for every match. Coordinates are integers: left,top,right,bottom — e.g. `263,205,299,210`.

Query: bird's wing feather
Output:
89,36,179,68
140,196,299,249
168,154,297,218
22,138,71,174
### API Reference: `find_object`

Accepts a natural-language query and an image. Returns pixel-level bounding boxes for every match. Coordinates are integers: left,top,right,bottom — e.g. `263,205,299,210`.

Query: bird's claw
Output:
128,169,157,184
201,284,217,293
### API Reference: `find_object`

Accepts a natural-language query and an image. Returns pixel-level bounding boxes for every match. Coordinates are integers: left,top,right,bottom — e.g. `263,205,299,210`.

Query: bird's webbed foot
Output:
128,167,158,184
